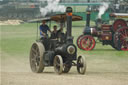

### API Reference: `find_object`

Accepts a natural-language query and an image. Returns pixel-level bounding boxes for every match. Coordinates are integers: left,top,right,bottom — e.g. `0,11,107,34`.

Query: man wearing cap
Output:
40,20,51,38
39,20,51,50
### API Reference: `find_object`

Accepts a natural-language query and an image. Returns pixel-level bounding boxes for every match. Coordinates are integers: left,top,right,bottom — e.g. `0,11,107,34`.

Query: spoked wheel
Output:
77,56,86,74
80,35,96,51
63,64,72,73
54,55,63,74
77,35,84,49
113,19,127,32
29,42,45,73
114,27,128,51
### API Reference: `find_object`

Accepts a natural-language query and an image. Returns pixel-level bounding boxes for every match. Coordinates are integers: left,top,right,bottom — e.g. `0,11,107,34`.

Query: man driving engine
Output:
39,20,51,50
40,20,51,39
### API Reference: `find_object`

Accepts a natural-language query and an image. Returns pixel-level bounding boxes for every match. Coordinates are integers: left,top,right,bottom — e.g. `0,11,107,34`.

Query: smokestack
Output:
86,8,91,27
66,7,72,39
83,8,92,35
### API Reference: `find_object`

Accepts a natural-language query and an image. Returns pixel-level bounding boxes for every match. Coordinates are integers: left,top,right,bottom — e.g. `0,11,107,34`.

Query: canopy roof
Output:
60,3,105,6
110,13,128,18
27,13,83,23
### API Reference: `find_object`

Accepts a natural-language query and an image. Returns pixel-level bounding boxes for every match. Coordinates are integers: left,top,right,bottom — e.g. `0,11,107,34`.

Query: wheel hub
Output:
35,56,40,66
117,25,122,28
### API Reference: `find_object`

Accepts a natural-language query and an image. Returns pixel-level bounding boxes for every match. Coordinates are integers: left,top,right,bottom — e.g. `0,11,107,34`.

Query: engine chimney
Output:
83,8,91,35
86,8,91,27
66,7,73,42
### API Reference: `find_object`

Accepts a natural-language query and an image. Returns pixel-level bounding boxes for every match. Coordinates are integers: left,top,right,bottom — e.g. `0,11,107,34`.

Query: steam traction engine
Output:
77,9,128,51
29,7,86,75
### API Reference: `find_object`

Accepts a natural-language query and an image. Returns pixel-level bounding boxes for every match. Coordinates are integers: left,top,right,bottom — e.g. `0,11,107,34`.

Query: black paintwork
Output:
41,7,77,66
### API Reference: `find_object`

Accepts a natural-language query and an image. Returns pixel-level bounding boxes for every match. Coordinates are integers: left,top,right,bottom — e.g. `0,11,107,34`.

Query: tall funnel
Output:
66,7,72,39
86,8,91,27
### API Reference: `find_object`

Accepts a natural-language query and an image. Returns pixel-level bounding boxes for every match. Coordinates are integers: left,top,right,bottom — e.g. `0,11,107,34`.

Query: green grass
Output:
1,23,37,56
1,23,128,59
1,23,128,74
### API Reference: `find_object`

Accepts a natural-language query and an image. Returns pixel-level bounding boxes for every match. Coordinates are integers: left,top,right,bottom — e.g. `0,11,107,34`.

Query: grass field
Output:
1,23,128,57
1,23,128,85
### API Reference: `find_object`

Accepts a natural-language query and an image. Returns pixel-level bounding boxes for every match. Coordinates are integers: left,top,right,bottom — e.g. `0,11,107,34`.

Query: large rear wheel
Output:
113,19,127,32
29,42,45,73
114,27,128,51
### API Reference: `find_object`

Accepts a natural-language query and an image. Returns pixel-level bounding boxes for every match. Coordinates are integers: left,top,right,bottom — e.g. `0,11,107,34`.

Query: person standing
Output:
51,25,58,39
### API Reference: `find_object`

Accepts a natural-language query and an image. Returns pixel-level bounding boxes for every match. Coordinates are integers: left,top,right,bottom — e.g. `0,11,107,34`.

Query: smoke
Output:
40,0,66,16
98,3,109,19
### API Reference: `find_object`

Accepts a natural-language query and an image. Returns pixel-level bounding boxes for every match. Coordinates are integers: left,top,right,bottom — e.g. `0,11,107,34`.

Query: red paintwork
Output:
113,19,127,32
101,24,112,31
76,19,128,51
77,35,84,49
80,35,95,51
117,27,128,51
101,32,112,40
100,24,112,40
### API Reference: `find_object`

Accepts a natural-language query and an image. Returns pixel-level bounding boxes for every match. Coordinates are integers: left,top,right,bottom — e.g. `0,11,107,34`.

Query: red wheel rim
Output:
77,35,84,49
113,19,127,32
118,27,128,51
80,35,95,51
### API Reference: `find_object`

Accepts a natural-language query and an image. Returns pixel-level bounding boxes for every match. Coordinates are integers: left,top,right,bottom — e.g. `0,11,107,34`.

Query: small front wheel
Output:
77,56,86,74
54,55,63,74
77,35,84,49
80,35,96,51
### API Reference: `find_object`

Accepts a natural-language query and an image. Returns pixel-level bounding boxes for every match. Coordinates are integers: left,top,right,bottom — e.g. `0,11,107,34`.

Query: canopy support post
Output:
36,21,39,41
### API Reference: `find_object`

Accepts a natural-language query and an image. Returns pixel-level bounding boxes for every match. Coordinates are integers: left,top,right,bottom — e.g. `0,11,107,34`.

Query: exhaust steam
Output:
40,0,66,16
98,3,109,19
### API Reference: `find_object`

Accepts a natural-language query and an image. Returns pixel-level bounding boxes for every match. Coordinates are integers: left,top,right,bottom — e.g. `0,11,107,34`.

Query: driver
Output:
39,20,51,39
39,20,51,50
